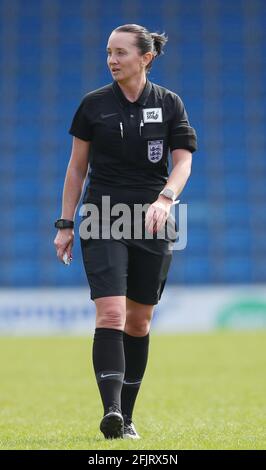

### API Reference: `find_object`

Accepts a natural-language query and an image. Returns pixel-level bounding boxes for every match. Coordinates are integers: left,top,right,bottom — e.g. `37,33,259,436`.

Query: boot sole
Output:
123,433,141,439
100,412,124,439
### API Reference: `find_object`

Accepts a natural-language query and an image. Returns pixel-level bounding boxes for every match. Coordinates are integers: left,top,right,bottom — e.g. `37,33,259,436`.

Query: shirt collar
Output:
112,79,152,107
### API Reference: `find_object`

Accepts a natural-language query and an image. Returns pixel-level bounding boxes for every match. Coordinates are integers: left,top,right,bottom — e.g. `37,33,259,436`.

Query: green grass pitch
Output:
0,331,265,450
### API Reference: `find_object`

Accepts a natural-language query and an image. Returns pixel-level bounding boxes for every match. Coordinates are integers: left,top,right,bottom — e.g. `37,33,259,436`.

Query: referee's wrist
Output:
157,194,173,205
54,218,74,229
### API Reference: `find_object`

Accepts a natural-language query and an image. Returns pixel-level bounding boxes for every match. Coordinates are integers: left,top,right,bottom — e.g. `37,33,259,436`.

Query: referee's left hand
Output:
54,228,74,264
145,196,172,234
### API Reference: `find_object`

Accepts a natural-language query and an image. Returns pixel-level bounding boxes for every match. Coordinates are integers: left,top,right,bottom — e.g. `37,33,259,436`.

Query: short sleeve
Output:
68,97,93,141
169,94,197,153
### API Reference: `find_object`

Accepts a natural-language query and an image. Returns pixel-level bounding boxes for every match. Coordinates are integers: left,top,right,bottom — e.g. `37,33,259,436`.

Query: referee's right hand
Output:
54,229,74,264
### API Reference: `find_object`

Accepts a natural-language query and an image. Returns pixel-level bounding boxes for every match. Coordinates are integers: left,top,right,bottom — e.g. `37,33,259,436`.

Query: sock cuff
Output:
94,327,124,341
123,331,150,344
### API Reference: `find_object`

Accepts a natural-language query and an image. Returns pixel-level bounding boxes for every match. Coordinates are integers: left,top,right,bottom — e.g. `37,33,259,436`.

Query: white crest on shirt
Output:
143,108,162,123
148,140,163,163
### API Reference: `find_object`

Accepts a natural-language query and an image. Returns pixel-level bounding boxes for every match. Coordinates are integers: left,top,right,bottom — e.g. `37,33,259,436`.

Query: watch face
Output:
55,220,66,228
163,189,175,200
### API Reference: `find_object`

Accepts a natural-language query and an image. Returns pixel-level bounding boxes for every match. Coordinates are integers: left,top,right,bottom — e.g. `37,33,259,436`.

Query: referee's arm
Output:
145,149,192,234
159,148,192,201
54,137,90,263
60,137,91,221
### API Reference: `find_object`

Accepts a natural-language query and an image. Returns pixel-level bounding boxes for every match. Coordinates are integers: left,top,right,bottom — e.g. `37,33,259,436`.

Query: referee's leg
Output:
120,299,154,426
80,236,129,438
120,238,173,428
92,295,126,438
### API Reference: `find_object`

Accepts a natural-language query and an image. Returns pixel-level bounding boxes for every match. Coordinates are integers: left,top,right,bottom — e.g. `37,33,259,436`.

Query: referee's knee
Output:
124,319,151,337
95,298,126,330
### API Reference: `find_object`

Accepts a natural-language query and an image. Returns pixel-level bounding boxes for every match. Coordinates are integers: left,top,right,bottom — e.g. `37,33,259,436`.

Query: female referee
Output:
54,24,197,440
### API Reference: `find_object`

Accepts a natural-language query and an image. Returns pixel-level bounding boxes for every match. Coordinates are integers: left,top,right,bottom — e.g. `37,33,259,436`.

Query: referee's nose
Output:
108,54,119,66
108,60,119,68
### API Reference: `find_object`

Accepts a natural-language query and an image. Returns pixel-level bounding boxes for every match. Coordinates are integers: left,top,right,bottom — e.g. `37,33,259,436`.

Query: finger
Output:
57,249,67,263
65,244,73,260
145,208,156,233
157,210,169,232
152,211,164,233
151,215,161,234
153,212,166,233
146,211,158,234
145,206,154,226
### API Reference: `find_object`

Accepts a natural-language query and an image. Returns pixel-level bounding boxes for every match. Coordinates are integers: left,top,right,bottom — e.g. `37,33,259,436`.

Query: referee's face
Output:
107,32,148,82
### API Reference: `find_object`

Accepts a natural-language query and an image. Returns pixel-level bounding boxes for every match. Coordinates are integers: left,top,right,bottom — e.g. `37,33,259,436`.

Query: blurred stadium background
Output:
0,0,266,334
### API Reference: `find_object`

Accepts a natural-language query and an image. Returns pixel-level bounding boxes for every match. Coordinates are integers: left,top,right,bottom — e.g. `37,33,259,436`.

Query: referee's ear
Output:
142,51,153,69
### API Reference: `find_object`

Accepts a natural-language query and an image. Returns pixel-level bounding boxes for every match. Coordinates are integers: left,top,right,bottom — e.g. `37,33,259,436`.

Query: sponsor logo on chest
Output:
143,108,162,123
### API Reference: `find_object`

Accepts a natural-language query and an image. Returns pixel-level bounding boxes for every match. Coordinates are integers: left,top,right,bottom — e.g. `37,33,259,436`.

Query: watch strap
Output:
159,188,176,202
54,219,74,229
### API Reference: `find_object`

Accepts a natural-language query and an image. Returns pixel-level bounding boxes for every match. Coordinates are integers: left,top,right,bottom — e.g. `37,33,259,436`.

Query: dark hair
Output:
113,24,168,73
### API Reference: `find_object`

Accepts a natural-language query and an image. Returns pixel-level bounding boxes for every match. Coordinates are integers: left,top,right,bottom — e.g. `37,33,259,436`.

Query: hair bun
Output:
150,32,168,56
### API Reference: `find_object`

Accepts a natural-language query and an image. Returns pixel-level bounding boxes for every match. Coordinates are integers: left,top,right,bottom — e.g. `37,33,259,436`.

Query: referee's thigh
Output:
126,240,173,305
80,237,128,299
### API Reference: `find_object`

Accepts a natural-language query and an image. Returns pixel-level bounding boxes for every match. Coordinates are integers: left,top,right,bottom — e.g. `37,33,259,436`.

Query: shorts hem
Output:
91,292,126,301
126,293,160,305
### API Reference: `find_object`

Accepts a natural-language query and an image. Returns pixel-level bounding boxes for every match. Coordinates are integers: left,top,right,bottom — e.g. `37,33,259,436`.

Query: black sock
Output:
92,328,125,415
121,332,150,420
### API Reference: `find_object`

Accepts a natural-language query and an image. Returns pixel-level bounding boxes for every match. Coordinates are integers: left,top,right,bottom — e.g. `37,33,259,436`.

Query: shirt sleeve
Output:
68,97,93,141
169,94,197,153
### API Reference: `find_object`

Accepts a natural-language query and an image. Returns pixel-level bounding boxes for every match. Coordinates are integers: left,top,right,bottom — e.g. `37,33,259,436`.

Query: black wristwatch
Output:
54,219,74,229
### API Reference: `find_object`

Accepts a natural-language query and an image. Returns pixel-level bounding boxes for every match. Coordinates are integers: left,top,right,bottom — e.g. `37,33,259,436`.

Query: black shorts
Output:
80,236,174,305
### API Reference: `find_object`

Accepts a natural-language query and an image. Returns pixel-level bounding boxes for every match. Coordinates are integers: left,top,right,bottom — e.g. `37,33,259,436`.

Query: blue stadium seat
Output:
184,256,211,283
215,256,253,283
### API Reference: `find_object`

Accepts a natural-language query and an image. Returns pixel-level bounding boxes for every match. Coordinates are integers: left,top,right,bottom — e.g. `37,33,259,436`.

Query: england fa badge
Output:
148,140,163,163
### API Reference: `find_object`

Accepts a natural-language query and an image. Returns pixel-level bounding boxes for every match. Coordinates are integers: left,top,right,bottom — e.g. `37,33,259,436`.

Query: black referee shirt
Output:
69,79,197,206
